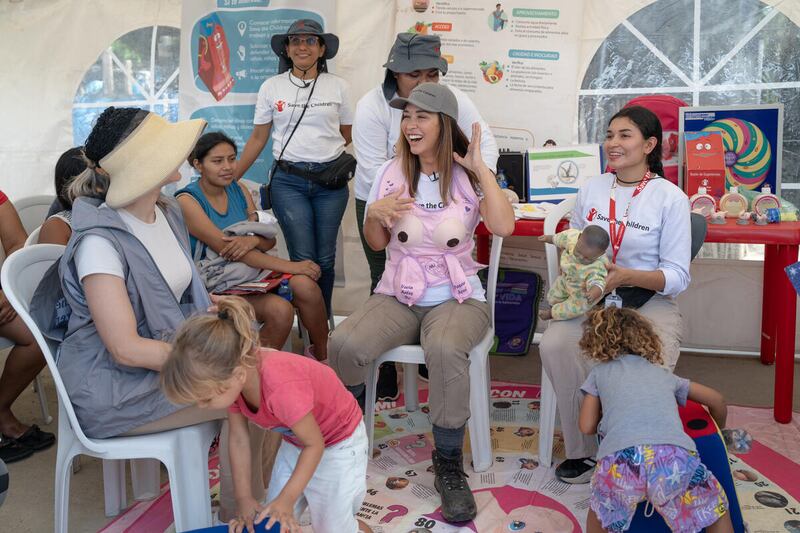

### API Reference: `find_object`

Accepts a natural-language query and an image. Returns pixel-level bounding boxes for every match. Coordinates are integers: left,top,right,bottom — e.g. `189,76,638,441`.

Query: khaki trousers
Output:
329,294,489,429
538,295,682,459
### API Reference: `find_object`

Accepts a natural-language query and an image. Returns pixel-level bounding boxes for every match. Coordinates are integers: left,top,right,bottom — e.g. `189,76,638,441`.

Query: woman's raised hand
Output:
367,190,414,229
453,122,487,174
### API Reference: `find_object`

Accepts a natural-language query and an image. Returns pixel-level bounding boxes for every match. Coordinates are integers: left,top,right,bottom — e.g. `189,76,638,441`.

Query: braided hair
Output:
608,106,665,177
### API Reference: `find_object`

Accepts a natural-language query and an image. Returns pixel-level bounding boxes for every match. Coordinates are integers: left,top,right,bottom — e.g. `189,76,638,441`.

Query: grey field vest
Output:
57,195,211,438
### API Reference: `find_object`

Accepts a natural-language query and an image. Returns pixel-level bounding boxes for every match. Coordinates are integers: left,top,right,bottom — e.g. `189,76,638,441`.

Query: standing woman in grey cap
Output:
329,83,514,524
235,19,353,315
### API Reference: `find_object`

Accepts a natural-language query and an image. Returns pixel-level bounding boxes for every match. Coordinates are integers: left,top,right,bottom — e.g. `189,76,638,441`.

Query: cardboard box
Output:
684,131,726,198
527,144,602,203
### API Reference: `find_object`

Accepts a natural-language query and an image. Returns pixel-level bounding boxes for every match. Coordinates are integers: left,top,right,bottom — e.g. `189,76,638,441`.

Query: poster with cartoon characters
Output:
394,1,585,151
179,0,336,188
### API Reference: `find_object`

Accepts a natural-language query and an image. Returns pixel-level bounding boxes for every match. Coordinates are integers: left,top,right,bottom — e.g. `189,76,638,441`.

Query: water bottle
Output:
497,169,509,189
277,278,293,302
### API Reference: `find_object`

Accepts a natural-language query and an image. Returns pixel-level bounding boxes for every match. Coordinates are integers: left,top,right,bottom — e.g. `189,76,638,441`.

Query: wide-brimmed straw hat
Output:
102,113,206,208
382,33,448,100
270,19,339,74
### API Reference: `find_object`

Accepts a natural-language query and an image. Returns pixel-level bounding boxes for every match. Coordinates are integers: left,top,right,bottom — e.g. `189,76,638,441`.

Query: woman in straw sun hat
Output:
56,107,266,520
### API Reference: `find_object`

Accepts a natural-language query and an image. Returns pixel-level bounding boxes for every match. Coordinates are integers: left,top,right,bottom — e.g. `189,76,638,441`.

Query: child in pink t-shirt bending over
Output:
161,296,371,533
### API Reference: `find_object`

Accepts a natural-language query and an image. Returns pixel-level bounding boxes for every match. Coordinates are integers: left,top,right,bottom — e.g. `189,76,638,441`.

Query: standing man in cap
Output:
235,19,353,316
352,33,498,401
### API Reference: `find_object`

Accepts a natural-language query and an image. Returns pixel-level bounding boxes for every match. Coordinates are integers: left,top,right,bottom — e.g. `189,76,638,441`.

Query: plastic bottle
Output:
752,184,781,216
689,186,717,217
496,169,509,189
277,278,293,302
719,186,748,218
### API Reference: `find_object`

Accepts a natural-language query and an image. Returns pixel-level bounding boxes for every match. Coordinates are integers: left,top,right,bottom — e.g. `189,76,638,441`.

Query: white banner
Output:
179,0,337,186
394,1,585,150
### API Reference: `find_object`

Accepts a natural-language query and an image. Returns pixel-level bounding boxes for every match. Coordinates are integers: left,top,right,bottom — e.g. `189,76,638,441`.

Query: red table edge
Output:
476,218,798,424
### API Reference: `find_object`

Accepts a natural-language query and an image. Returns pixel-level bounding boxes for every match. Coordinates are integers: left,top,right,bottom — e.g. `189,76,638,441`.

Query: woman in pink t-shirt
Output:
161,296,370,533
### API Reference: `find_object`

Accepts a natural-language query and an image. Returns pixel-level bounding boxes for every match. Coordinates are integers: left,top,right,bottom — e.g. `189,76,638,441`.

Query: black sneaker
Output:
376,363,399,401
432,450,477,523
0,438,33,463
418,364,429,382
555,457,597,484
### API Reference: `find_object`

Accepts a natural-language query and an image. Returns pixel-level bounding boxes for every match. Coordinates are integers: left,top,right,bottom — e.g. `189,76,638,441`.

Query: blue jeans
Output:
270,162,349,313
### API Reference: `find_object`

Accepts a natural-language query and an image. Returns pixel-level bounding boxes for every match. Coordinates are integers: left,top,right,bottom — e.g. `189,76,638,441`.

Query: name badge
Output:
605,292,623,309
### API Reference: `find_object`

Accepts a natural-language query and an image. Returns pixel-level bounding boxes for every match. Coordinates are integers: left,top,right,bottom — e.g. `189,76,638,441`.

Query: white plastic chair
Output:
0,225,50,424
1,245,221,532
24,225,41,246
10,195,55,421
364,236,504,473
14,195,55,234
539,196,576,468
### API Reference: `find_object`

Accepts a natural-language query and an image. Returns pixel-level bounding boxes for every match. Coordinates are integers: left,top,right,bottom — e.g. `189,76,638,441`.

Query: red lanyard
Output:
608,171,651,263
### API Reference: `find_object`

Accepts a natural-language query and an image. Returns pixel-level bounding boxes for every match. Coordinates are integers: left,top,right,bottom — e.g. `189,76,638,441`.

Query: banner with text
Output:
395,0,585,150
179,0,336,187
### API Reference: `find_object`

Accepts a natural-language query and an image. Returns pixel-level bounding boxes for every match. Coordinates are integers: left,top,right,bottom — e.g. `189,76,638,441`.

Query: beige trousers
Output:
538,295,682,459
329,294,489,429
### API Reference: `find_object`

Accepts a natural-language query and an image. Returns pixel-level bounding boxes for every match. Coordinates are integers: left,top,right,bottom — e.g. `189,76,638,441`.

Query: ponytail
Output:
67,165,110,203
161,296,260,405
647,151,665,178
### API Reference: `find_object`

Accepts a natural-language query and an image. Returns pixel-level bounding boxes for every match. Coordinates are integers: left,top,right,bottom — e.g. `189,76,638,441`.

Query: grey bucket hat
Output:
389,82,458,121
382,33,449,100
270,19,340,74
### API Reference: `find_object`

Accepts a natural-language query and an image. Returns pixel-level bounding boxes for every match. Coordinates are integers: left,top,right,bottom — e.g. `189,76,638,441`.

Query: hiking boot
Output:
555,457,597,484
432,450,476,523
376,363,399,401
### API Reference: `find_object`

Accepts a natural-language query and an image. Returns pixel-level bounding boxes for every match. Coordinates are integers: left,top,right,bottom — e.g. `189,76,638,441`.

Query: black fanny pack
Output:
278,152,356,190
601,286,656,309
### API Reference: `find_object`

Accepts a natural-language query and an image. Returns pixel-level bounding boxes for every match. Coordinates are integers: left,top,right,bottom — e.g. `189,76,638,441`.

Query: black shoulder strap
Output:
276,75,319,163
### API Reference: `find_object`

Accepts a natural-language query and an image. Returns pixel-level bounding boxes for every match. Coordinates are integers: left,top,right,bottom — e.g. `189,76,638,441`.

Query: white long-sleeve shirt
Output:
570,173,691,297
352,83,499,201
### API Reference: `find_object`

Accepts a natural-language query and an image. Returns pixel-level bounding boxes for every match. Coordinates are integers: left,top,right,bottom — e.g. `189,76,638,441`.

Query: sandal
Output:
2,425,55,452
0,438,33,463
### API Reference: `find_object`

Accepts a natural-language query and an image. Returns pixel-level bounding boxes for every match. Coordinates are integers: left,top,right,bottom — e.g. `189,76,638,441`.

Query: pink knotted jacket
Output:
374,159,485,306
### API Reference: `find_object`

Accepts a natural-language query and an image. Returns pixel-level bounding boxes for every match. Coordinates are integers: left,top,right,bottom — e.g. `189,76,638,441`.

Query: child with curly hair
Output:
578,307,733,533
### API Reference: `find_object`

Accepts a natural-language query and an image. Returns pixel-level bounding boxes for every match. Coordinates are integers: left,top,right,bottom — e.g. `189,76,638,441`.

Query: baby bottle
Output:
719,186,748,218
752,184,780,216
689,186,716,217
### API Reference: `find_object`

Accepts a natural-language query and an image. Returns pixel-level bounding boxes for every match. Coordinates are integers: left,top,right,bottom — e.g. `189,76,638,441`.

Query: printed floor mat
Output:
99,381,800,532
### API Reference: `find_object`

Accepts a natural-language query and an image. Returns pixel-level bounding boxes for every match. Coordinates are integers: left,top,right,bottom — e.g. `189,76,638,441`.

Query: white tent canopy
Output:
2,0,799,354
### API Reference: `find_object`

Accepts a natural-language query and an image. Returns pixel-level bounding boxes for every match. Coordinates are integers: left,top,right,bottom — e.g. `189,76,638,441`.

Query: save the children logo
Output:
274,100,286,112
587,209,651,232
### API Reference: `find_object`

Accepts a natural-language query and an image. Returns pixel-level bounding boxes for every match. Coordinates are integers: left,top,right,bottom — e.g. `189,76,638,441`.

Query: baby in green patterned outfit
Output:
538,226,610,321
